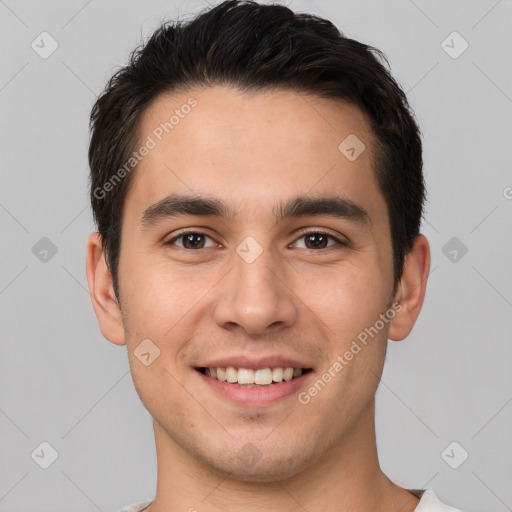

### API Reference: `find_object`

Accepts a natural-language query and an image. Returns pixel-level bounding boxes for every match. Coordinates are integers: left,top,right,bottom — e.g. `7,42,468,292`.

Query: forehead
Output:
124,86,384,223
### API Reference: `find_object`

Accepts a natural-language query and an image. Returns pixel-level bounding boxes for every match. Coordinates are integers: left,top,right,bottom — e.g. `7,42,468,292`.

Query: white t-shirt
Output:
117,488,464,511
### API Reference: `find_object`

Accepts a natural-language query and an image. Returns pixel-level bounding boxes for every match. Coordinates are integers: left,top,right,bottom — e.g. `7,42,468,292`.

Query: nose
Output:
211,246,298,336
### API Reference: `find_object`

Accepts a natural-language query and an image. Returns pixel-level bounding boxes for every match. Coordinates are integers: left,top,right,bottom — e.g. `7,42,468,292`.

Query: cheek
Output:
128,354,195,436
304,268,390,412
120,258,218,374
305,262,390,342
314,265,390,409
121,256,200,328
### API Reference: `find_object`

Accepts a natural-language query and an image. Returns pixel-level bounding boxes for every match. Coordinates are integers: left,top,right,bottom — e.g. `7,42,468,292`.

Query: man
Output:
85,1,463,510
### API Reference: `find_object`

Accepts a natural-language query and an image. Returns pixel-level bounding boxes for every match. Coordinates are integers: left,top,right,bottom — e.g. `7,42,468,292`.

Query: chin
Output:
202,444,317,483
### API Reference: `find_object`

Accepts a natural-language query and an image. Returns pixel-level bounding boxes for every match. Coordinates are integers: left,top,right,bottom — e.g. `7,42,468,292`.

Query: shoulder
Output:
117,491,467,512
116,500,152,512
413,489,465,511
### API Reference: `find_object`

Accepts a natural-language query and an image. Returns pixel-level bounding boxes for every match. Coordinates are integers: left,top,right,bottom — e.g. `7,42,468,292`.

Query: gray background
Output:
1,0,511,511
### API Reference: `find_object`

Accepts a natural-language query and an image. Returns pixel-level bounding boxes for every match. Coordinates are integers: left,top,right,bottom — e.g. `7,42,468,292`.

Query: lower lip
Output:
196,370,312,406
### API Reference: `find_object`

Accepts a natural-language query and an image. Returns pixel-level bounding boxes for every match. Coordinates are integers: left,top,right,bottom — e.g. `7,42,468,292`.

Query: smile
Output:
197,366,313,387
195,365,314,406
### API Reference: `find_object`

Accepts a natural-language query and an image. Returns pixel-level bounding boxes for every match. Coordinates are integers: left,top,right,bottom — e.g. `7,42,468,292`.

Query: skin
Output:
86,86,430,512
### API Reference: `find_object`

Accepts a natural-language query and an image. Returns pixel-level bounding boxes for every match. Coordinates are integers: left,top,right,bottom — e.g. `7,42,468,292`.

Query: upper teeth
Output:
204,367,303,385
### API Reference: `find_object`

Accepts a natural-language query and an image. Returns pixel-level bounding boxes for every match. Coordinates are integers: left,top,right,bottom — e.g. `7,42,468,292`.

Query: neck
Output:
145,400,419,512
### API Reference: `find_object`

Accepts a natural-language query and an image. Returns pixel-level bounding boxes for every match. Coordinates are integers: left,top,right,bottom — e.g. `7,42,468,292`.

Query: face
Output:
103,87,401,480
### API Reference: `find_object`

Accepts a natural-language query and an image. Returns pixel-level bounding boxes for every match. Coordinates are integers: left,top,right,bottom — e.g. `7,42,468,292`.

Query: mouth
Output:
195,366,313,387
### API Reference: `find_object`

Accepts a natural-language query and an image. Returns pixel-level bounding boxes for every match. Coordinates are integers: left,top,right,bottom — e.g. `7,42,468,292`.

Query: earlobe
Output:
388,234,431,342
85,232,126,345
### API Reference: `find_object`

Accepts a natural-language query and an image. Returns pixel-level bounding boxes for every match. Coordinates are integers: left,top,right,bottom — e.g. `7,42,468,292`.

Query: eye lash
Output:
164,229,347,249
293,229,347,247
165,230,206,244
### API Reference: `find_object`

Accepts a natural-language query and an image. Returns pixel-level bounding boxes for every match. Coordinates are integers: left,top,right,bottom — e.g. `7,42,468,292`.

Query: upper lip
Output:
196,355,314,371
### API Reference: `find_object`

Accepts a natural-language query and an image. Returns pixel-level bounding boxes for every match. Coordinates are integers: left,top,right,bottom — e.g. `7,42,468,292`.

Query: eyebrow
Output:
139,193,371,230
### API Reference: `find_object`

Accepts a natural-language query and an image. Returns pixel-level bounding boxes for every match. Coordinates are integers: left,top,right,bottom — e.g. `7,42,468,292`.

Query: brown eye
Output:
293,231,343,250
304,233,329,249
166,232,215,249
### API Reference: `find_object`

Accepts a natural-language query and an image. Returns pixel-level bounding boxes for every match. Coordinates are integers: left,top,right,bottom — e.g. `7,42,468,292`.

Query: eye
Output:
165,231,217,249
165,230,346,251
292,230,345,250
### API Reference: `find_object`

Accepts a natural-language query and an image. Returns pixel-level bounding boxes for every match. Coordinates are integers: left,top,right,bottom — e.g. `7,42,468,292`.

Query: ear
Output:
85,232,126,345
388,234,431,341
